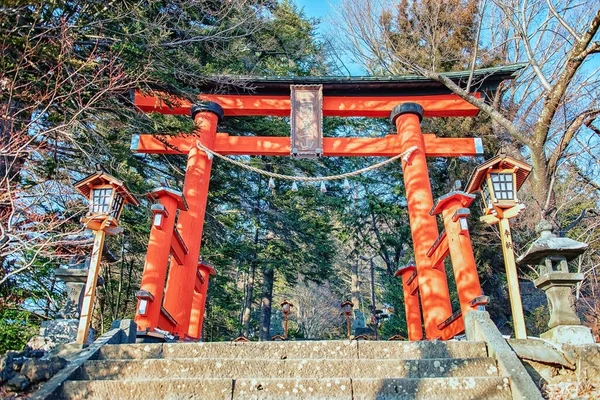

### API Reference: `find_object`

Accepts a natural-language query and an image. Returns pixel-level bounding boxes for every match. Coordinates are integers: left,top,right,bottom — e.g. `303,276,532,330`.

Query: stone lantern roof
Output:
517,220,588,266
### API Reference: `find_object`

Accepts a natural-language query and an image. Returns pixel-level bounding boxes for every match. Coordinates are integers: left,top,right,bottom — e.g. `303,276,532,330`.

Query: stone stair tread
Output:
96,340,487,360
351,377,512,400
75,357,499,380
59,378,233,400
59,376,511,400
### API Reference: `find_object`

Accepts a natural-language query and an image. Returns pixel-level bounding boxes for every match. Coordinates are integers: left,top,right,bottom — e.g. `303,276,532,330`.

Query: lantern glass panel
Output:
91,188,113,214
490,173,514,201
344,304,352,313
481,180,493,209
282,303,290,313
110,192,124,219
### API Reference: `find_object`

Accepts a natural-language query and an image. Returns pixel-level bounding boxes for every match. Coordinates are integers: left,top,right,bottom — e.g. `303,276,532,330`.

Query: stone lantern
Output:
517,220,594,345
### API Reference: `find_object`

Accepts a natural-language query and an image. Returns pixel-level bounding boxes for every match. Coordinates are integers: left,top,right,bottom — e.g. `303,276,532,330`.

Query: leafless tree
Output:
280,280,345,339
334,0,600,223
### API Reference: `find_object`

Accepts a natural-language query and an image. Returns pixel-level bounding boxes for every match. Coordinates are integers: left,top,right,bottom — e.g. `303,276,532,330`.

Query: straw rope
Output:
196,141,417,182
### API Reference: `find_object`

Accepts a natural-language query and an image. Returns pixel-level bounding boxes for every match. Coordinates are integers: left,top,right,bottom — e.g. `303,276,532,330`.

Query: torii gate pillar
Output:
391,103,453,340
162,103,224,338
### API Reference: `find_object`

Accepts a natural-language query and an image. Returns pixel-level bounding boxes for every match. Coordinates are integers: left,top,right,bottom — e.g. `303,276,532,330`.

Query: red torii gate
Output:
132,66,521,341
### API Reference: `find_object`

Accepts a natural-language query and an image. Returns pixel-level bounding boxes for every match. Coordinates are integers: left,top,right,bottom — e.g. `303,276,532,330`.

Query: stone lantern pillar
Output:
54,268,88,318
517,220,594,345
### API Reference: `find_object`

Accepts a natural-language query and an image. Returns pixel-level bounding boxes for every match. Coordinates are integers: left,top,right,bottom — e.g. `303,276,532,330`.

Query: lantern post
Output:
341,300,354,340
74,165,139,344
281,300,293,339
465,154,532,339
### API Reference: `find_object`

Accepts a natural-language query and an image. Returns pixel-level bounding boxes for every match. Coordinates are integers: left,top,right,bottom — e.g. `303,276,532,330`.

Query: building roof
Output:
191,64,526,97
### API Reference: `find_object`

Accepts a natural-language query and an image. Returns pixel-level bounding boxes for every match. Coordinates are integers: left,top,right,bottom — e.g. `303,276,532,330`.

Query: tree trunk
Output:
242,260,257,337
259,266,274,341
241,228,259,337
529,147,552,216
351,258,361,310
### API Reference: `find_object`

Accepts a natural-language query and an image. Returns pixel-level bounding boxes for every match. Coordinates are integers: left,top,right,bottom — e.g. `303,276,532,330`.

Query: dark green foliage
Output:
0,310,39,354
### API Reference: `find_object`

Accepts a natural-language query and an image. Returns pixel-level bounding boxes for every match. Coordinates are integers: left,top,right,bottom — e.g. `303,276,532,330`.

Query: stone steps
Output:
54,340,512,399
74,357,498,380
60,376,512,400
96,340,488,360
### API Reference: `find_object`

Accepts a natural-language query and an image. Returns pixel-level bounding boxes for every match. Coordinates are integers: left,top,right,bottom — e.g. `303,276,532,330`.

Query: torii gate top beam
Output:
133,64,524,118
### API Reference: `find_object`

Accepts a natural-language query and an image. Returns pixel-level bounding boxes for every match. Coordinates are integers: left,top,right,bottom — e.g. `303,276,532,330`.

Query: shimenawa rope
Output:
196,141,417,182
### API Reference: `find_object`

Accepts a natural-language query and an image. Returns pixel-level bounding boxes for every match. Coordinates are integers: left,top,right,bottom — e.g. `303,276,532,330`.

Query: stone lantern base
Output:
534,272,595,345
27,319,96,351
541,325,595,346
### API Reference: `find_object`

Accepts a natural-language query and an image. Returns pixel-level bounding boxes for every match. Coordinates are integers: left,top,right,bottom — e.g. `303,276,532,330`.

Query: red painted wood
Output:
162,111,218,338
133,133,482,158
133,91,481,118
394,112,453,340
441,197,483,318
397,268,423,341
135,194,178,331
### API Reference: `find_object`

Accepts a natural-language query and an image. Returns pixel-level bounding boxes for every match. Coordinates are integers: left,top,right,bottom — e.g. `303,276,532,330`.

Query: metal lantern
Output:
74,165,139,235
465,154,532,216
280,300,294,340
281,300,293,316
341,300,354,339
341,300,354,316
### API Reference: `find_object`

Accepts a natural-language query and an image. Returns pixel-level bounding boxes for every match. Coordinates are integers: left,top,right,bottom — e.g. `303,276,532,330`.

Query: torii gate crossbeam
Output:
132,65,522,342
131,133,483,158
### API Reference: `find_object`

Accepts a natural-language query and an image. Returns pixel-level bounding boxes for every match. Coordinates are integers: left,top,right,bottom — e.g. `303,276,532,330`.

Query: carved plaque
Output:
290,85,323,158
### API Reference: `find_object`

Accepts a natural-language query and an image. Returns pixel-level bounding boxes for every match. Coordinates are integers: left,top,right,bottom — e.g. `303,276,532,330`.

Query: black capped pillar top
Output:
191,101,225,123
390,103,424,125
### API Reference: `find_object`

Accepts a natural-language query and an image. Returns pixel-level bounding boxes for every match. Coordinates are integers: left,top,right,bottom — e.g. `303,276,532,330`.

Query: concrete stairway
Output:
57,340,512,399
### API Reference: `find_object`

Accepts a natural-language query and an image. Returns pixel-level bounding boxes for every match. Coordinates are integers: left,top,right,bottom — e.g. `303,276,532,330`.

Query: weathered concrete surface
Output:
541,325,595,345
96,340,488,361
38,328,513,399
356,340,487,360
506,340,600,398
465,311,543,400
562,343,600,381
75,357,497,380
60,378,233,400
98,341,357,360
31,320,137,400
233,378,352,399
351,377,511,400
508,339,575,369
59,376,512,400
168,340,357,360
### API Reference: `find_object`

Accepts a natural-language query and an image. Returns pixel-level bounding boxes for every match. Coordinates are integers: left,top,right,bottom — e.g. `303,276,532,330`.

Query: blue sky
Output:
294,0,332,20
294,0,365,75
